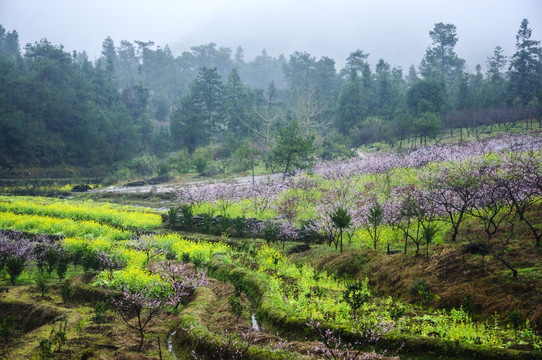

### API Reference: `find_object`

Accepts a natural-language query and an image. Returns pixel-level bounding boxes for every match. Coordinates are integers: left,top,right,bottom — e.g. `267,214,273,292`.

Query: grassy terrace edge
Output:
204,254,542,360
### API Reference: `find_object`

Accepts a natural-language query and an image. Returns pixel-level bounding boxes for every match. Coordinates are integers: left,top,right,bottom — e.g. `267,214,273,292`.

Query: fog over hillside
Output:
1,0,541,70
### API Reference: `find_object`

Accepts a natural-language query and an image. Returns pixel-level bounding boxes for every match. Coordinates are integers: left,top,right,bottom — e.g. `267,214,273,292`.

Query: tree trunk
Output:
158,337,163,360
137,312,144,352
138,330,144,352
251,161,255,186
415,222,421,255
450,225,458,242
495,254,518,280
283,154,291,179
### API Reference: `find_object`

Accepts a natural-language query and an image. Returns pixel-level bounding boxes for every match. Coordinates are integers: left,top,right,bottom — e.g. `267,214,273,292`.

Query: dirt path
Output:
91,173,282,195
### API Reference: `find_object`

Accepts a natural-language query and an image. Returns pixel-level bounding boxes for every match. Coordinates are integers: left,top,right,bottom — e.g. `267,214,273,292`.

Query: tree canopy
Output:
0,19,540,172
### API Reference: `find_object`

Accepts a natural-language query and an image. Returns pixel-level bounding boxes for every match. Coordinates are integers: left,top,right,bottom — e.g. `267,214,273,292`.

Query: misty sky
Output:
1,0,541,72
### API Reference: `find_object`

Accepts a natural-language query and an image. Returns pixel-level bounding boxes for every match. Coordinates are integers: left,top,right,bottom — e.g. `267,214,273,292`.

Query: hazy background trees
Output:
0,19,540,174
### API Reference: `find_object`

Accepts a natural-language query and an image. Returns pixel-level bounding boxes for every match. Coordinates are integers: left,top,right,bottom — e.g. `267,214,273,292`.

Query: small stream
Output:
251,313,260,331
167,330,177,359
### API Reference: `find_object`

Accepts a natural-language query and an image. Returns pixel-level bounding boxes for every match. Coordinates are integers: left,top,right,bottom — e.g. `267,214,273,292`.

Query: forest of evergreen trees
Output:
0,19,540,173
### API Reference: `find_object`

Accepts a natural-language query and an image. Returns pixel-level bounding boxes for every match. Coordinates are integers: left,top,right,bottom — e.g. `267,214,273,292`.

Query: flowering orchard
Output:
174,134,542,259
1,134,542,357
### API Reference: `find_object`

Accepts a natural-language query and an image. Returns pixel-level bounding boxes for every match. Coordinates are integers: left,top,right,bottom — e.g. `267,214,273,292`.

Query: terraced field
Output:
1,135,542,359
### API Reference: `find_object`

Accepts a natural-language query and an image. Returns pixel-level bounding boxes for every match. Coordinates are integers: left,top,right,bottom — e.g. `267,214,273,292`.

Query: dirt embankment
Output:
298,240,542,330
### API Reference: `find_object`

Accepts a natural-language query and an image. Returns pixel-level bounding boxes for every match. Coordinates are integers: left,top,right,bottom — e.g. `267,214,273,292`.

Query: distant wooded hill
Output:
0,19,540,170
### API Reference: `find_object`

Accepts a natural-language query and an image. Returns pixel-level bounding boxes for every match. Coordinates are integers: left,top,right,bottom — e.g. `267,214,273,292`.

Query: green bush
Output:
263,221,280,245
192,147,212,175
81,249,100,272
507,310,524,338
233,216,246,238
93,300,110,324
38,338,52,359
228,295,244,321
56,254,70,281
0,315,15,344
157,161,171,177
168,148,191,174
342,279,370,319
50,319,68,351
128,154,157,177
389,301,406,321
219,216,231,234
168,206,179,229
180,252,191,264
202,213,213,233
192,254,205,269
34,271,50,297
298,219,319,243
6,256,26,285
60,280,75,302
409,279,438,306
180,204,193,231
44,249,58,275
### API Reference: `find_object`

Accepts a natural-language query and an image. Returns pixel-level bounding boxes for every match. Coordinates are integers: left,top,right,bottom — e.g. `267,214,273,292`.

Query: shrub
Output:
0,315,15,344
75,318,86,339
342,278,370,319
128,154,157,177
298,219,319,243
168,206,179,229
165,247,177,260
228,295,244,321
239,239,251,253
192,147,212,175
409,279,438,306
180,204,193,231
34,271,50,297
44,248,59,275
461,293,477,315
507,310,524,338
180,252,191,264
219,216,231,234
60,280,75,302
50,318,68,351
168,148,191,174
93,300,110,324
202,213,213,233
388,301,406,321
38,338,52,359
157,161,171,177
192,254,205,269
6,256,27,285
96,251,126,275
233,216,246,238
56,252,70,281
70,243,88,270
3,237,34,284
263,221,280,245
81,250,100,272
